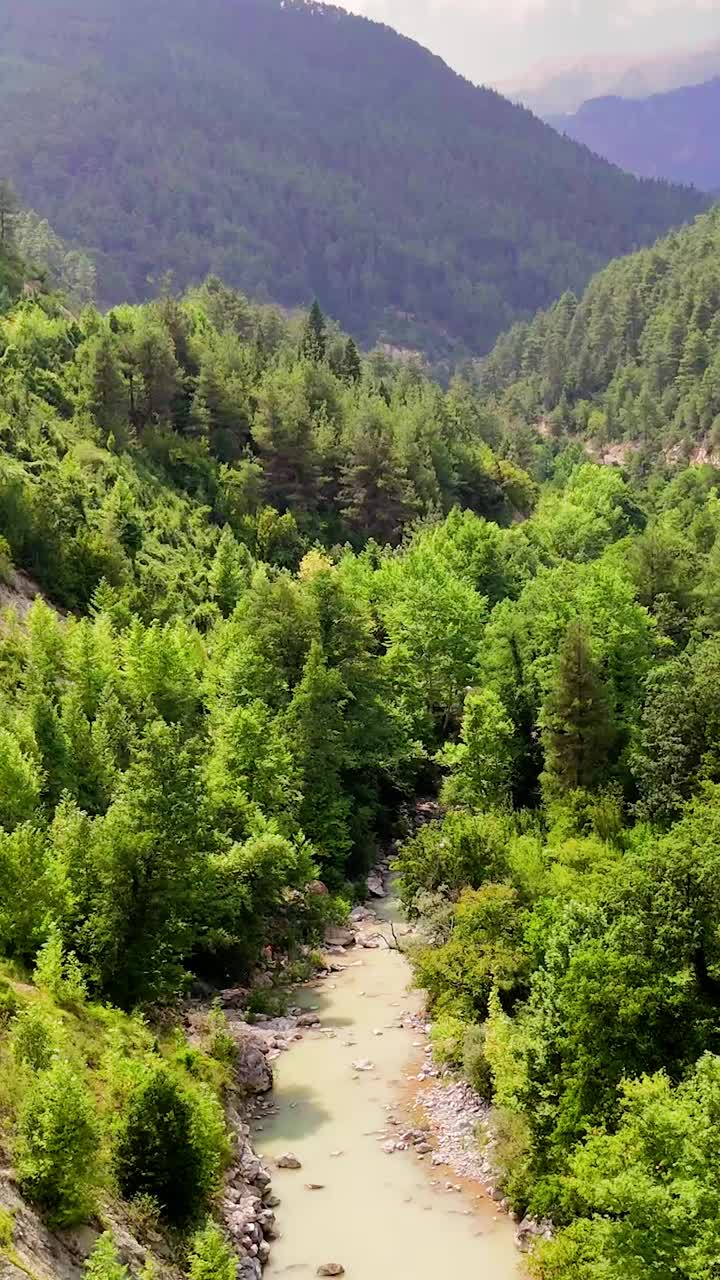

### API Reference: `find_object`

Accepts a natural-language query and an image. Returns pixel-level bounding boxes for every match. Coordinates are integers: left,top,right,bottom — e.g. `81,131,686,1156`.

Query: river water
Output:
254,898,524,1280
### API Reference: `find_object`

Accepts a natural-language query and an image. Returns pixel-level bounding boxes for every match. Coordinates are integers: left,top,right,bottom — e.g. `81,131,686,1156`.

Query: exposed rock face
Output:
366,871,385,898
234,1033,274,1094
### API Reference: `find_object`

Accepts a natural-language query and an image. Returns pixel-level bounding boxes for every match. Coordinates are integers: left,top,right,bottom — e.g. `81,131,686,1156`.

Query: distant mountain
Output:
551,79,720,192
504,42,720,117
0,0,710,358
479,207,720,450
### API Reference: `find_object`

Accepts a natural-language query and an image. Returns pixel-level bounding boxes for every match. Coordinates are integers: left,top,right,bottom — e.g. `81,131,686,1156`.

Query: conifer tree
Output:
300,299,326,363
541,620,612,793
0,180,18,248
340,336,361,383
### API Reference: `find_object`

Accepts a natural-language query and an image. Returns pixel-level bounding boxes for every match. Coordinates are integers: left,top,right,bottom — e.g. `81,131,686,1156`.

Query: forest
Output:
480,205,720,456
1,184,720,1280
0,0,710,359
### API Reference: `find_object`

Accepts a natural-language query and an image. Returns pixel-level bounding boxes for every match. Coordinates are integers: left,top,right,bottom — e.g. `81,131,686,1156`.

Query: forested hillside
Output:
552,78,720,191
0,0,710,358
6,186,720,1276
480,206,720,454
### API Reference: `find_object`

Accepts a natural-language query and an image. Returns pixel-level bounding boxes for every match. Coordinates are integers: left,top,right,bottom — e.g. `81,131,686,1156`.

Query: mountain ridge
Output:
549,77,720,192
0,0,710,359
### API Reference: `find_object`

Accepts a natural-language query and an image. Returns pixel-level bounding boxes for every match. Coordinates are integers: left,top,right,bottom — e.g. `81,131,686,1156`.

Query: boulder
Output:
324,926,355,948
366,871,385,898
317,1267,345,1277
234,1035,273,1094
307,880,329,896
275,1153,302,1170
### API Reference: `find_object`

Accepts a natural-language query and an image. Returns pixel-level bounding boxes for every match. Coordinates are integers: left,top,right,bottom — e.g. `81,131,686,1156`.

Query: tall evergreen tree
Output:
541,620,613,793
300,300,327,364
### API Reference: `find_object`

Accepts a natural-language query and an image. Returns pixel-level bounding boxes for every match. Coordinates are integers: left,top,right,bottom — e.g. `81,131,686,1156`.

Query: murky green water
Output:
255,904,524,1280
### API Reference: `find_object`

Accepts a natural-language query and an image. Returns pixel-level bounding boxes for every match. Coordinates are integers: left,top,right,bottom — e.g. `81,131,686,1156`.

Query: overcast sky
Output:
342,0,720,87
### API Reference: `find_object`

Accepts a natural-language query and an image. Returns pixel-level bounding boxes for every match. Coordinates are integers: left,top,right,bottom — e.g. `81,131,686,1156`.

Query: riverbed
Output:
254,902,524,1279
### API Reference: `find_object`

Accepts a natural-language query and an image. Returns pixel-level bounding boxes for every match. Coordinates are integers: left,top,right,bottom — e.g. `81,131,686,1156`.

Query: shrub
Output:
0,980,19,1025
0,1206,15,1248
187,1221,237,1280
114,1066,225,1224
16,1059,100,1226
12,1005,56,1071
84,1233,128,1280
430,1014,467,1069
462,1024,494,1100
207,1003,237,1067
34,927,87,1005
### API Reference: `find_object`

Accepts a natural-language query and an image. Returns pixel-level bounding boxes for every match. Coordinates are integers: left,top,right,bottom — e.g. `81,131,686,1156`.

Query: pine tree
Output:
340,336,361,383
541,620,612,794
300,300,326,363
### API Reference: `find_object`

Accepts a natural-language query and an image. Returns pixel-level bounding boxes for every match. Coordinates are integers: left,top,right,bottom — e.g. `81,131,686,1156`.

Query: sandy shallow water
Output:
254,904,524,1280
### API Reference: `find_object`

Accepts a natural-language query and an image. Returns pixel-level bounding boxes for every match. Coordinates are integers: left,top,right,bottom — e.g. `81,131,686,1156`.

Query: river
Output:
254,893,524,1279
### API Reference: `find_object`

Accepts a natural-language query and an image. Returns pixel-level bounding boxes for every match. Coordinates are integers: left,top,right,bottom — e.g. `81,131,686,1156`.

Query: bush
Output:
0,980,19,1025
114,1066,225,1224
84,1233,128,1280
12,1005,56,1071
463,1024,494,1100
34,927,87,1005
207,1003,237,1067
430,1014,467,1069
187,1221,237,1280
16,1059,100,1226
0,1206,15,1248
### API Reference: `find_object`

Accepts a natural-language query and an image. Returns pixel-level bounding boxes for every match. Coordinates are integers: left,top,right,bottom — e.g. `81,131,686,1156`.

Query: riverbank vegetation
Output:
2,212,720,1279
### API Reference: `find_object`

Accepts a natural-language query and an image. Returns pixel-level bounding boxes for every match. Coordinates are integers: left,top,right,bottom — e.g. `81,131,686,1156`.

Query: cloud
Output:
343,0,720,82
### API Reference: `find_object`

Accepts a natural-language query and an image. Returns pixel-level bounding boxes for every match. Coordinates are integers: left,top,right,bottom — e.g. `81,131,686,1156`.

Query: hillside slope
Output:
0,0,710,357
551,78,720,191
479,207,720,449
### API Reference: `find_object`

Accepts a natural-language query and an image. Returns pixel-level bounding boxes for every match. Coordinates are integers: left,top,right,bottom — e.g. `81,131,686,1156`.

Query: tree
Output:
340,336,361,383
0,180,19,248
16,1059,100,1227
541,621,612,794
209,527,251,617
76,332,128,438
437,687,515,810
113,1067,218,1224
300,300,326,363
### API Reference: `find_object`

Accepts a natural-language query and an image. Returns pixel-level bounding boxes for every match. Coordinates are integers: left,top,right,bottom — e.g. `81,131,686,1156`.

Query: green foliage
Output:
16,1058,100,1226
187,1221,237,1280
12,1004,57,1071
84,1234,129,1280
0,4,707,360
0,1206,15,1249
113,1066,226,1225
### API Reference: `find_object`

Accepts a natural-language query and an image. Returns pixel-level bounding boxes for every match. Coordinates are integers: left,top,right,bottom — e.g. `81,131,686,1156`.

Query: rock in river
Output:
276,1153,303,1170
317,1266,345,1277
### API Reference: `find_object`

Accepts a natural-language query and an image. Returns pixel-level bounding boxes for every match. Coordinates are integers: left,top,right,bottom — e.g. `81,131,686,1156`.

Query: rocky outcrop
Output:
234,1033,274,1094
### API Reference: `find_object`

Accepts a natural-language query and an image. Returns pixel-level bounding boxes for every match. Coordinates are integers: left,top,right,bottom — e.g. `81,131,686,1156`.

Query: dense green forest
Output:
480,206,720,454
4,185,720,1279
0,0,710,359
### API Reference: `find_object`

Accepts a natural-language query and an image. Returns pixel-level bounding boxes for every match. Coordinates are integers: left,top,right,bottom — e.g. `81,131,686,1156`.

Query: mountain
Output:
0,0,710,359
504,41,720,117
551,78,720,192
479,207,720,450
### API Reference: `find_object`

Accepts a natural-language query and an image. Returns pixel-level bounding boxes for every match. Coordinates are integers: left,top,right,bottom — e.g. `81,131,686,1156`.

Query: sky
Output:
341,0,720,87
